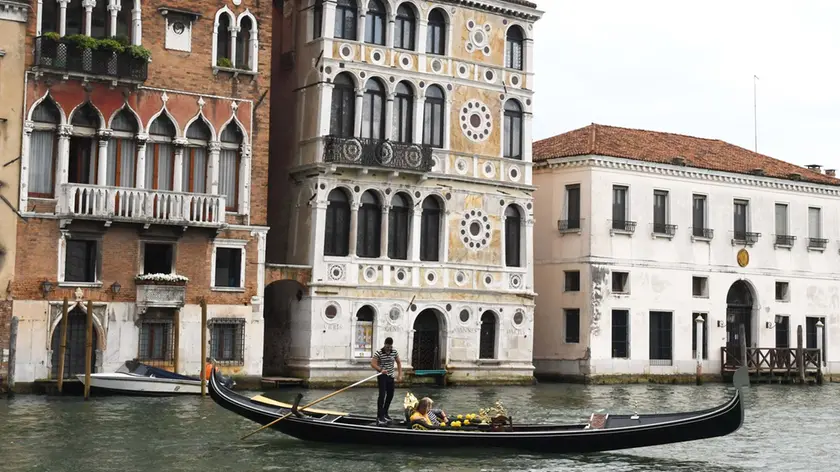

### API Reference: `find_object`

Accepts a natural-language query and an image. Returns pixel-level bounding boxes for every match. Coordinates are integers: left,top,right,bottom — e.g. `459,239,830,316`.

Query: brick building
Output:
9,0,272,386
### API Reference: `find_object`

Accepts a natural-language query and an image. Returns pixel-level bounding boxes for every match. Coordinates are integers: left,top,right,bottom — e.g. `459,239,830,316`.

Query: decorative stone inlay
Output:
459,308,471,324
339,43,354,60
483,68,497,84
454,157,469,175
398,53,413,70
459,99,493,143
509,273,523,290
388,306,401,323
455,62,469,79
393,266,410,284
513,309,525,326
508,165,521,182
342,138,363,163
454,270,469,287
324,303,339,320
508,73,522,88
136,284,187,311
378,141,394,165
370,48,386,65
482,161,496,178
461,209,492,250
362,265,378,283
431,155,441,172
482,273,494,287
425,269,438,285
328,264,346,281
430,58,444,74
465,19,492,56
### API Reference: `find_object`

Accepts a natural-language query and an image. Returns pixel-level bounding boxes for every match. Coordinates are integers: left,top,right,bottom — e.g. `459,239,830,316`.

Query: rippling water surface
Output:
0,382,835,472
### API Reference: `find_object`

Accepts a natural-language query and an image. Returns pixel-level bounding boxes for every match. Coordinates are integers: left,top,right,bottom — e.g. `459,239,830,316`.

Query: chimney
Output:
826,169,836,177
806,164,822,173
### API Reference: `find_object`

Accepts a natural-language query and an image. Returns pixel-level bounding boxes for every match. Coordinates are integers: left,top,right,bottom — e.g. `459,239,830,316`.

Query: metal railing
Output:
775,234,796,246
611,220,637,232
652,223,677,236
808,238,828,250
323,136,434,172
733,231,760,244
692,227,714,239
33,36,148,81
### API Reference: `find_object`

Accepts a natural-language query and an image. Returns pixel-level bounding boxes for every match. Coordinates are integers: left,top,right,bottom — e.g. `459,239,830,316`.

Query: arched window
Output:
362,79,385,140
41,0,59,35
216,12,233,67
236,16,253,71
365,0,386,45
335,0,357,40
426,8,446,56
28,99,61,198
65,1,84,36
503,100,523,160
355,305,375,358
330,73,356,138
395,4,415,50
392,81,413,144
420,196,441,262
504,206,522,267
91,0,108,38
324,188,351,256
145,114,176,191
423,85,445,148
219,123,243,211
115,0,134,40
505,26,524,71
69,103,101,186
183,119,211,193
388,193,410,260
479,311,497,359
357,190,381,258
313,0,323,39
108,108,139,188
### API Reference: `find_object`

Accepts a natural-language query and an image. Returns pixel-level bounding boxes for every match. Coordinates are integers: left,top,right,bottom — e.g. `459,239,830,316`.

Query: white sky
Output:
532,0,840,169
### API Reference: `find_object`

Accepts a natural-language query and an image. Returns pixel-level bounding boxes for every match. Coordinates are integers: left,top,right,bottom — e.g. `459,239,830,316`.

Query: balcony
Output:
652,223,677,237
557,218,583,232
136,276,187,312
775,234,796,248
323,136,433,173
610,219,636,235
732,231,760,246
33,35,149,82
808,238,828,251
692,227,714,240
58,184,225,228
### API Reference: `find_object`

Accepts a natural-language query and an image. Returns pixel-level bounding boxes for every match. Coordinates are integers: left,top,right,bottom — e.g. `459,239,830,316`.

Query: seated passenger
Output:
409,397,436,429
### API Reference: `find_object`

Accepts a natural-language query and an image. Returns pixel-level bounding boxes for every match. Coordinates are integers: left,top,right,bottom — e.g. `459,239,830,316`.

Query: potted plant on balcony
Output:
95,38,125,76
38,32,61,67
135,273,189,286
64,34,97,73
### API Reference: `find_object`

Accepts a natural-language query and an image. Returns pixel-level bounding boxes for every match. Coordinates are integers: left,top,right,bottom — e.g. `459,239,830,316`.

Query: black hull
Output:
209,369,744,454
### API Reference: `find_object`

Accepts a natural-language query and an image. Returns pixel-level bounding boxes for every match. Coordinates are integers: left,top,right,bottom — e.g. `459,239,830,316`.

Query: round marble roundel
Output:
460,209,492,250
465,20,492,56
460,99,493,142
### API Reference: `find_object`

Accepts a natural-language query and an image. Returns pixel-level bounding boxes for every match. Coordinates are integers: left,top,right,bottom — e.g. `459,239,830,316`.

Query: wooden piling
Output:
796,325,805,384
8,316,18,395
56,297,69,393
200,299,207,397
84,299,93,400
695,315,704,386
738,324,747,369
173,309,180,374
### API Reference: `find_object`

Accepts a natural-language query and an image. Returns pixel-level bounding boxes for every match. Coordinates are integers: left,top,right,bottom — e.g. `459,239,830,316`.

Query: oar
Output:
240,371,383,440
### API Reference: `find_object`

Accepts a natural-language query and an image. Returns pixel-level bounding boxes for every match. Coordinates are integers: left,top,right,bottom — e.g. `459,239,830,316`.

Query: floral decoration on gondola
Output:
403,393,512,431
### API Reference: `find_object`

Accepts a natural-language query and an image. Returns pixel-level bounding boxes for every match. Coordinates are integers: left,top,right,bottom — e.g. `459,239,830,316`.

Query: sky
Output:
531,1,840,169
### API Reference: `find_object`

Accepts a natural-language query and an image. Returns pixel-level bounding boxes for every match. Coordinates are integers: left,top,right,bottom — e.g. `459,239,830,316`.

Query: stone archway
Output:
479,311,498,360
725,280,755,367
50,307,99,379
412,309,447,371
263,279,305,376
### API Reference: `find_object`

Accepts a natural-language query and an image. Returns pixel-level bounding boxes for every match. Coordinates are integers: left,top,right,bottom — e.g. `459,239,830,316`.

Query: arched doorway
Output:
726,281,753,367
412,309,443,370
51,307,98,379
479,311,497,359
263,280,305,376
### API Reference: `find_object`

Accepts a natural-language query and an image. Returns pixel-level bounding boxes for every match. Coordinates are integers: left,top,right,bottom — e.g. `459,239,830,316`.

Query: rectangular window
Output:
143,243,174,275
64,239,98,283
611,310,629,358
612,185,628,229
692,194,706,236
214,247,243,288
564,271,580,292
775,203,788,236
733,199,748,237
775,315,790,348
181,147,208,193
808,207,821,239
565,184,581,229
806,316,826,350
312,1,323,39
29,129,57,197
653,190,668,232
138,316,174,366
612,271,629,293
649,311,673,363
775,281,789,302
692,276,708,298
210,319,246,365
691,313,708,359
219,148,239,211
565,309,580,343
354,319,374,358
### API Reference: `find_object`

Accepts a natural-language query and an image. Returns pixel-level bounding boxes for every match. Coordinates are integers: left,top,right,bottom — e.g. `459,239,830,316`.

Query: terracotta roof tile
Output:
533,123,840,186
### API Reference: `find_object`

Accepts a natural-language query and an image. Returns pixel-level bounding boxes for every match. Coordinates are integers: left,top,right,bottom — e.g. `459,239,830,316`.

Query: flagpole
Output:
753,75,759,152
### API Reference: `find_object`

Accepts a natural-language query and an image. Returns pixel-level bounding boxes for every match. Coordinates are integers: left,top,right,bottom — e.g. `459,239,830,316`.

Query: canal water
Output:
0,382,835,472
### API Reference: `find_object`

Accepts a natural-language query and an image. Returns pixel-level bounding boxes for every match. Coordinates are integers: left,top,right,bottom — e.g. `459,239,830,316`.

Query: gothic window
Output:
361,78,386,140
214,9,260,70
420,196,441,262
505,25,524,71
426,8,446,56
107,108,139,188
365,0,386,45
423,85,445,148
479,311,497,359
503,99,523,160
91,0,108,38
39,0,136,40
28,98,61,198
183,119,211,193
504,205,522,267
392,81,413,144
236,16,254,71
357,190,381,258
145,114,176,191
395,4,415,51
335,0,358,40
68,103,100,186
116,0,134,40
330,73,356,138
388,193,410,260
219,123,243,211
324,188,351,257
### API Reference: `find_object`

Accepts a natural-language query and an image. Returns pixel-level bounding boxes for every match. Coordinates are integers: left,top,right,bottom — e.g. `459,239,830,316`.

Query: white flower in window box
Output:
135,273,190,286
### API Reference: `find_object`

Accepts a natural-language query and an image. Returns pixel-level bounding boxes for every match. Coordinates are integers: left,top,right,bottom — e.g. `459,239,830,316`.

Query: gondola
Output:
209,369,745,453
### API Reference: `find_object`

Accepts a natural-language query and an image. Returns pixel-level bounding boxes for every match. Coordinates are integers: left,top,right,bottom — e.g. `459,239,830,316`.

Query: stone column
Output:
134,133,148,189
58,0,70,36
348,202,359,256
524,217,534,290
380,206,390,258
239,142,252,216
108,0,120,37
384,92,395,141
411,208,422,260
19,121,33,211
309,199,329,264
208,141,221,195
522,112,533,184
322,0,337,40
55,125,73,197
356,9,366,45
386,15,395,49
172,138,188,192
82,0,95,36
417,19,428,72
441,209,450,263
229,25,240,68
524,37,534,74
413,96,425,145
132,0,142,45
353,88,364,137
251,230,267,320
317,83,334,137
443,96,453,150
97,130,111,186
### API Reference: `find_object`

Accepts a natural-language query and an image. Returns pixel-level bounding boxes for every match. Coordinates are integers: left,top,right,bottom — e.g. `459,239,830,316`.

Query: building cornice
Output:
0,0,29,23
435,0,544,21
535,154,840,198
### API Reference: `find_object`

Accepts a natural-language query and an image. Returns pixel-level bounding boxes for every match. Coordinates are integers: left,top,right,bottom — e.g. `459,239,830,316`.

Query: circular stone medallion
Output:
459,99,493,143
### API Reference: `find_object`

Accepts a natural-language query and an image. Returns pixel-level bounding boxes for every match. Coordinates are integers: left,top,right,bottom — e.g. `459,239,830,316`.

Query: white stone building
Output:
532,124,837,381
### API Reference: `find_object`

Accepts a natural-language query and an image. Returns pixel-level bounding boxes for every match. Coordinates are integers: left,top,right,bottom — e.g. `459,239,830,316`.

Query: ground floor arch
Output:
50,307,99,379
263,279,306,376
479,311,498,359
411,308,447,371
725,280,756,366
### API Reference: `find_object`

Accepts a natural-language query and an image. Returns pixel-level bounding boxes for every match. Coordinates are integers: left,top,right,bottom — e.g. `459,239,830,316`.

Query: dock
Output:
720,347,823,384
261,376,304,388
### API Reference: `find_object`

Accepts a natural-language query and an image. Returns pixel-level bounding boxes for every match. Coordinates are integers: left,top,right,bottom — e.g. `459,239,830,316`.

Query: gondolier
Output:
371,337,402,426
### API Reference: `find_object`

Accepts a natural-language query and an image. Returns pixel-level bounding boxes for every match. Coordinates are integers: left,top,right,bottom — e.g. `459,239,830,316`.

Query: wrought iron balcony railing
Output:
652,223,677,236
33,36,148,81
692,227,714,239
323,136,434,173
808,238,828,250
611,220,637,233
775,235,796,246
557,219,583,231
733,231,760,244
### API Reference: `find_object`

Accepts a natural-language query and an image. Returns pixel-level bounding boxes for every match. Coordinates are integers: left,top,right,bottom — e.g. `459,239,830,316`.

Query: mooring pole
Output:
200,299,207,397
738,323,747,369
816,320,824,385
84,299,93,400
8,316,18,395
56,297,69,393
173,309,180,374
695,315,704,385
796,325,805,384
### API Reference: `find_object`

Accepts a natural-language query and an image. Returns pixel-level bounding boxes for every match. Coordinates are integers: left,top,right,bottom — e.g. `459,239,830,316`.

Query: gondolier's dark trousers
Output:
377,374,395,419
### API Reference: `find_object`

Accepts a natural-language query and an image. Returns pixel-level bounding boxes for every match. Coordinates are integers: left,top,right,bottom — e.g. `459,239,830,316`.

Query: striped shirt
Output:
373,348,399,377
